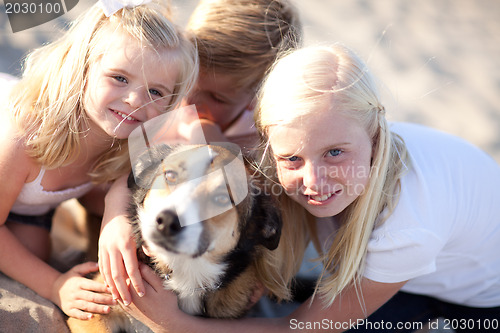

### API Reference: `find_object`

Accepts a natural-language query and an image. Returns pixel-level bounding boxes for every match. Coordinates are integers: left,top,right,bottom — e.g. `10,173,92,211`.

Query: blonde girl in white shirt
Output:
122,44,500,333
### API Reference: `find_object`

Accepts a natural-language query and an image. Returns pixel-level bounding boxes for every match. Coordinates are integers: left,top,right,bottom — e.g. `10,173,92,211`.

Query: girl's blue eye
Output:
327,149,342,157
114,76,127,83
287,156,299,162
149,89,162,97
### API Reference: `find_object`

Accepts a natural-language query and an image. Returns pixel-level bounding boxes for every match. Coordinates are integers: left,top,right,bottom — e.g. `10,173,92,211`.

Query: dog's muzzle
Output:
156,210,182,236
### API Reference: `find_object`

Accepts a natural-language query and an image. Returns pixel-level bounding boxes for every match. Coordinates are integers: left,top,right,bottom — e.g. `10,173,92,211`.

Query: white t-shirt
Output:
318,122,500,307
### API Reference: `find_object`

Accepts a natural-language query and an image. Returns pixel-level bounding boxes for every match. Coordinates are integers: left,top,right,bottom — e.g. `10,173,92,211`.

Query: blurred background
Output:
1,0,499,163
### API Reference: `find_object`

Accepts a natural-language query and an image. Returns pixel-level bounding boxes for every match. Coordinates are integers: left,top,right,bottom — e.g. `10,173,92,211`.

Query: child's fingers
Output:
98,249,110,285
139,263,164,292
78,288,116,306
122,249,145,297
72,299,112,317
66,308,95,321
80,278,112,295
109,254,132,305
72,262,100,276
99,251,120,300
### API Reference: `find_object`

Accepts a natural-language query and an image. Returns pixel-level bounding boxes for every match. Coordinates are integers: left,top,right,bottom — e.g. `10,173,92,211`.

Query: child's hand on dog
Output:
99,215,144,306
123,264,188,332
52,262,116,320
99,175,145,306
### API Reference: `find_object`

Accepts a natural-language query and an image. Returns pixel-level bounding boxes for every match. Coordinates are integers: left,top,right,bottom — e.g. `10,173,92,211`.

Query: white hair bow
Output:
99,0,152,17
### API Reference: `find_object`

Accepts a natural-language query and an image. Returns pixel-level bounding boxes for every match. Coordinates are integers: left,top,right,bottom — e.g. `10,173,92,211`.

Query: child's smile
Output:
84,25,179,140
268,110,373,217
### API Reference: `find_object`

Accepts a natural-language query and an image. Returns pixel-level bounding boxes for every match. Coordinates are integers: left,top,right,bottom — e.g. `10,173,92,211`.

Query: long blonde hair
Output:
8,1,198,183
255,44,409,307
187,0,302,90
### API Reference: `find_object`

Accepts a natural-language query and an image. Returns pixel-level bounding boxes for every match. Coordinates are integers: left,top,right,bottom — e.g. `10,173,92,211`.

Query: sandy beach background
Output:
1,0,499,163
0,1,499,331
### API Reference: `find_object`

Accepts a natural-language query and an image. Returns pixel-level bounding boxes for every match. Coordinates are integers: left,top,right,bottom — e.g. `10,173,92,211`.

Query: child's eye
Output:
210,93,226,104
276,155,301,170
276,154,301,163
149,89,162,97
113,75,127,83
327,149,342,157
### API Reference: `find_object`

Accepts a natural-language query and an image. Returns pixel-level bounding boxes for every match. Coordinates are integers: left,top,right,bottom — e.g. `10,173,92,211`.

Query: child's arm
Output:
79,183,110,217
0,226,113,319
0,125,115,320
125,268,405,333
99,175,145,305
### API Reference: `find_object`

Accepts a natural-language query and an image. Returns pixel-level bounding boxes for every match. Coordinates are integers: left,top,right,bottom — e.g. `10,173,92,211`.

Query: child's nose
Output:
302,162,327,192
124,88,144,109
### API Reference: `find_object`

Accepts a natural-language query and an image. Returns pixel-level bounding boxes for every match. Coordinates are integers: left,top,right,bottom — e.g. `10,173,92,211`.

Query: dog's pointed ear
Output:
251,192,282,251
128,144,174,190
127,171,138,190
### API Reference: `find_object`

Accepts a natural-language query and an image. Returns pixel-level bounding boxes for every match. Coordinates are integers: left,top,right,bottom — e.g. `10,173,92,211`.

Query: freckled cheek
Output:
277,167,299,191
146,108,163,121
343,164,371,196
87,83,114,107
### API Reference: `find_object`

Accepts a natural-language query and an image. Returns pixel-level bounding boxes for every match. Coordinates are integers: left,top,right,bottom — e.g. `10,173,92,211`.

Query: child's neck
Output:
77,127,118,166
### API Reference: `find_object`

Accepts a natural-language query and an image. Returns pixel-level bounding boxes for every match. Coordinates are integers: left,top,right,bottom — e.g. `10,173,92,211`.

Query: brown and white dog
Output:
68,143,282,332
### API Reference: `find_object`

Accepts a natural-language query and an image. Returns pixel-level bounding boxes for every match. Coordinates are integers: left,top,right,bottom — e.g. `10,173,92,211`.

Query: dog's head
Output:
128,143,281,265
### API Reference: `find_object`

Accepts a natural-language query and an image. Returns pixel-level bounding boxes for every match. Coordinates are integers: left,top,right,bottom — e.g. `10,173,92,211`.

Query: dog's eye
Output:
213,194,231,206
164,170,178,184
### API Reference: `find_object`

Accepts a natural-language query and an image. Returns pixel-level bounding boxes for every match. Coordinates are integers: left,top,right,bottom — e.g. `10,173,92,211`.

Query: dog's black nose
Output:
156,210,182,235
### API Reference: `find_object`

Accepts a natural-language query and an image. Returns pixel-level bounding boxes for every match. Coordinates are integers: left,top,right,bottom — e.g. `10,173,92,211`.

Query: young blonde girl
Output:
0,0,197,320
121,44,500,332
98,0,303,307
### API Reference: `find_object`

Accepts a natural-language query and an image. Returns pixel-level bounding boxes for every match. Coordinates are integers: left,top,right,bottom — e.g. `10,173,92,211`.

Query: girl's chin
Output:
110,125,140,140
305,207,340,218
303,198,346,218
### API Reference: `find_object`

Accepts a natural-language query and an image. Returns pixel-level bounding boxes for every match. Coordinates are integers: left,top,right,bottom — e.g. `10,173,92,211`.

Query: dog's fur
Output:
67,144,282,332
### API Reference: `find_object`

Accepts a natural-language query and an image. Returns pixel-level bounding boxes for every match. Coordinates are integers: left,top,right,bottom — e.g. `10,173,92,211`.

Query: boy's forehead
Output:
199,71,254,97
